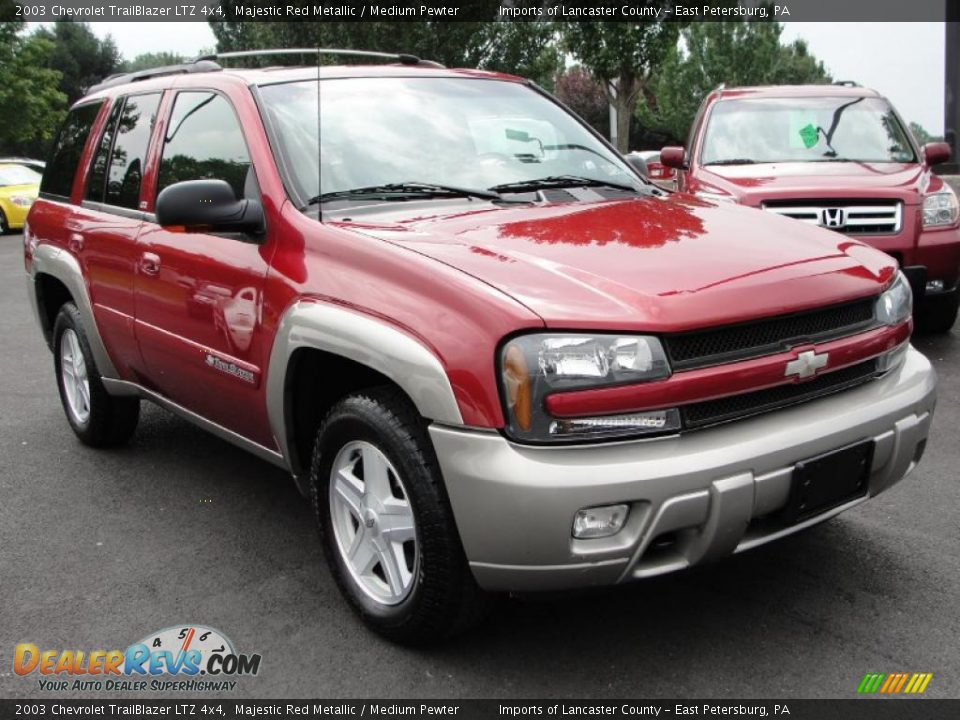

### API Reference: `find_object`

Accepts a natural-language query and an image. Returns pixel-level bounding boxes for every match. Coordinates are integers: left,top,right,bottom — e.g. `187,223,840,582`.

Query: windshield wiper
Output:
702,158,757,166
309,181,502,206
488,175,639,194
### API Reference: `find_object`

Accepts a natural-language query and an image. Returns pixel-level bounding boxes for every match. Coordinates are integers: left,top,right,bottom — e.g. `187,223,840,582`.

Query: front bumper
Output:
431,346,936,592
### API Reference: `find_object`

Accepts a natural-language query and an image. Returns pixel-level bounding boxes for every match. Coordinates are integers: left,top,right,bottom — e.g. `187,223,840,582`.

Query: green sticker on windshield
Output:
799,123,819,149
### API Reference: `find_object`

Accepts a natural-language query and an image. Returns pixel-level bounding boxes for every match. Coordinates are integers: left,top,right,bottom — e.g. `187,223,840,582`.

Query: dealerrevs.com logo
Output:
13,625,262,692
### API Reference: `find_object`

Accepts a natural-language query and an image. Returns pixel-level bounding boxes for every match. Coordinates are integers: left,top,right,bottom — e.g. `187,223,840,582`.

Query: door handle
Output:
68,233,84,253
139,252,161,277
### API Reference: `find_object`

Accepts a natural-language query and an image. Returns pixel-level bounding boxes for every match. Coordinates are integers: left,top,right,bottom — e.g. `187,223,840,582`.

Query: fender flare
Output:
29,244,120,379
266,300,464,481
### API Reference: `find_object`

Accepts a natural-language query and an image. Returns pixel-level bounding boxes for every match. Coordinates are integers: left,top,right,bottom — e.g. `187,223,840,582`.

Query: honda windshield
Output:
257,76,643,207
700,96,917,165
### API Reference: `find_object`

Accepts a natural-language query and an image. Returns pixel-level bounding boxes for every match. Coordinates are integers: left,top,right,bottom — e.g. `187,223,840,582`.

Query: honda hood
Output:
696,161,930,207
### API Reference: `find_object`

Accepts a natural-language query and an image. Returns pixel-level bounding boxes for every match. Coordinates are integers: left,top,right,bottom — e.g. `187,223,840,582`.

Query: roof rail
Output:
87,60,222,94
832,80,860,87
194,48,445,69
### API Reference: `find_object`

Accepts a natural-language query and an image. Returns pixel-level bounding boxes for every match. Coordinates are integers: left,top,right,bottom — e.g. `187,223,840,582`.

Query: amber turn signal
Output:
502,343,532,431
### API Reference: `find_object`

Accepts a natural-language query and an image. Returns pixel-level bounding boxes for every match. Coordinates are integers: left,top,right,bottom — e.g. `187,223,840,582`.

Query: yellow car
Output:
0,163,41,233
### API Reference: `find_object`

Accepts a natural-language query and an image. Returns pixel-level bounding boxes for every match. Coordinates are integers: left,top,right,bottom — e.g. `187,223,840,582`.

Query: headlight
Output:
875,272,912,326
10,195,34,208
923,187,959,228
500,334,676,442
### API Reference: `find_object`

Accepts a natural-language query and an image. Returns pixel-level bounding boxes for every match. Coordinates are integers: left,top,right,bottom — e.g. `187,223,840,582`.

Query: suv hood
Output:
334,194,896,332
697,161,928,207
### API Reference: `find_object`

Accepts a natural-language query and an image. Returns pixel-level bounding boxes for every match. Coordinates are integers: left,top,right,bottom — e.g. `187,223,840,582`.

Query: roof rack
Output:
832,80,861,87
87,60,222,94
194,48,445,69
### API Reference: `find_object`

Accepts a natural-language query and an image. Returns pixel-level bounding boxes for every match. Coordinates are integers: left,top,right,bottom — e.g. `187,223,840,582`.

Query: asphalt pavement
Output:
1,234,958,700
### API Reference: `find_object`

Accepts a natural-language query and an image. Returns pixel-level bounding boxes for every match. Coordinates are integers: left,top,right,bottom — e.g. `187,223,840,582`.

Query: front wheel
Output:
53,303,140,446
310,387,487,644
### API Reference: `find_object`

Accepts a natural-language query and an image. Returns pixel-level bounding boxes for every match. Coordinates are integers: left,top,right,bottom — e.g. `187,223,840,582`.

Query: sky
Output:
30,21,946,134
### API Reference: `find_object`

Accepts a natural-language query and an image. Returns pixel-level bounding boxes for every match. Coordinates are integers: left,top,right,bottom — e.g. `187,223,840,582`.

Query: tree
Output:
34,21,122,105
208,11,560,88
555,66,609,137
123,52,185,73
558,15,681,152
0,21,67,155
638,21,831,144
909,121,942,145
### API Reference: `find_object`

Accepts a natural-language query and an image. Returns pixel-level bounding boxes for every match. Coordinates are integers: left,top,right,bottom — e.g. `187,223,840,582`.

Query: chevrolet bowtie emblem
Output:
785,350,829,379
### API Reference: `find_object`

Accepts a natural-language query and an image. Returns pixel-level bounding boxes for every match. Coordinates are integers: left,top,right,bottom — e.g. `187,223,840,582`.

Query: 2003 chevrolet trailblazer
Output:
25,51,937,642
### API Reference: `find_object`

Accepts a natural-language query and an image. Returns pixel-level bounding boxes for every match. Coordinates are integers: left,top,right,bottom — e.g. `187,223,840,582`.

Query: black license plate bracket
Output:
781,440,874,524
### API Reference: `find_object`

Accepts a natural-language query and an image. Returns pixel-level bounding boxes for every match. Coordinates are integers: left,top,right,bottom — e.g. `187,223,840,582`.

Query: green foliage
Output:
0,26,67,155
35,21,122,105
638,21,831,144
909,121,942,145
208,10,561,88
123,52,186,73
557,14,682,151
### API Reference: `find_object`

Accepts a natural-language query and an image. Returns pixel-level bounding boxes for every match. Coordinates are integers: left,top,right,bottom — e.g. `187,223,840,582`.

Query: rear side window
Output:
157,92,252,200
86,100,124,202
104,93,161,209
40,102,103,199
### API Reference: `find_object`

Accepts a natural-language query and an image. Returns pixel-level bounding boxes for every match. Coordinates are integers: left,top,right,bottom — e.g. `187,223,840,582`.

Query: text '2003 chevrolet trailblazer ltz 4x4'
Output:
25,51,936,643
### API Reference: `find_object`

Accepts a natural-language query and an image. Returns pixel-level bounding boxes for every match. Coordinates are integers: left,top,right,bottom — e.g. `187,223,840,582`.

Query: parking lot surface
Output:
1,234,958,699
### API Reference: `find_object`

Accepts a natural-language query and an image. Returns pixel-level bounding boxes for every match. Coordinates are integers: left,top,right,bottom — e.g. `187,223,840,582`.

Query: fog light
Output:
926,279,945,293
572,504,629,539
550,408,681,439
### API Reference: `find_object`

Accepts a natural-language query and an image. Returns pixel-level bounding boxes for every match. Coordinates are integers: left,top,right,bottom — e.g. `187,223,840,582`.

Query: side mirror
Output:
660,146,687,170
626,154,649,177
156,179,264,235
922,142,951,167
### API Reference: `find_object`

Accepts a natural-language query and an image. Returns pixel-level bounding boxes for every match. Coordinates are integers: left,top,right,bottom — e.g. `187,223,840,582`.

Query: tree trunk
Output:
615,93,632,153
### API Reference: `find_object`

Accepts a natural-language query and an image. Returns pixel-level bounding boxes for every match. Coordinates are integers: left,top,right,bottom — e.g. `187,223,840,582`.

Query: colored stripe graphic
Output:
858,672,933,694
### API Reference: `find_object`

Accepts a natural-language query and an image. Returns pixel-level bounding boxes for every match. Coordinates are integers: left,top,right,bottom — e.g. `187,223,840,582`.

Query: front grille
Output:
664,298,878,370
682,360,879,430
762,199,902,235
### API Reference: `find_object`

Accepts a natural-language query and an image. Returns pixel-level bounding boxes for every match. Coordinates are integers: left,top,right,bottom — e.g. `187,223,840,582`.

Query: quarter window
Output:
104,93,161,209
157,92,252,200
85,100,124,202
40,101,104,199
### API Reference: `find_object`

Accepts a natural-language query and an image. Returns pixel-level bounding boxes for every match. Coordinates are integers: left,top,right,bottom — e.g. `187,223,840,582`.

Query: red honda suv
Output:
660,84,959,333
24,54,936,642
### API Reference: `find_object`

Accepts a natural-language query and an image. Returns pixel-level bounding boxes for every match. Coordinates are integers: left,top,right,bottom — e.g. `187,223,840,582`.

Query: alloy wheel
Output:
329,440,418,605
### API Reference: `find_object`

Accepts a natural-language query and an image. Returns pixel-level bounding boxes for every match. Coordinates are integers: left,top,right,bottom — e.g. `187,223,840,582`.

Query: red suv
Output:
661,83,960,332
25,54,936,643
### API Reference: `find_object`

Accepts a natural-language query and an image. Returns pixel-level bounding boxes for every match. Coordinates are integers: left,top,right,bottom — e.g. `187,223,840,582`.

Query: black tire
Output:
0,208,8,235
918,292,959,334
53,302,140,447
310,386,487,644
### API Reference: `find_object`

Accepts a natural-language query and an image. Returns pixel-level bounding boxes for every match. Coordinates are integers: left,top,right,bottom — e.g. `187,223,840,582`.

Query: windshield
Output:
0,165,41,186
258,77,641,205
700,96,916,165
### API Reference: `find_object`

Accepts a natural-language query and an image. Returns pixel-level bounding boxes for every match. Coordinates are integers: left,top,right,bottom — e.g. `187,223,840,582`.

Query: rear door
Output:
76,92,162,378
133,89,274,446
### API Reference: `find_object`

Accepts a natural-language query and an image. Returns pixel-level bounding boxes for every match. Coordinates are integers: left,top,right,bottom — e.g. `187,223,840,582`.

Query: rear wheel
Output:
919,292,959,334
310,387,487,644
53,303,140,446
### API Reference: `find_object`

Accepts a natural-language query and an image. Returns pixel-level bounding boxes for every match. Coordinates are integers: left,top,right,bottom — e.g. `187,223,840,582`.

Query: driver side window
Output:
157,92,256,201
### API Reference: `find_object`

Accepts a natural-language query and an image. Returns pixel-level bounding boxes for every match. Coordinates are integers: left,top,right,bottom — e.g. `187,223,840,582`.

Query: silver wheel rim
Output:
60,328,91,425
329,440,418,605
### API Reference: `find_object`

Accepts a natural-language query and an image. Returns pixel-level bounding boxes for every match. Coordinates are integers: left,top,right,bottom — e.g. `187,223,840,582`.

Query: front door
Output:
133,90,274,447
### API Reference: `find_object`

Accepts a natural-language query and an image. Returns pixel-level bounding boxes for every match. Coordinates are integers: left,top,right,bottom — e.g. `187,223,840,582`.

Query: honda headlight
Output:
875,272,912,326
500,334,676,442
923,187,959,228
